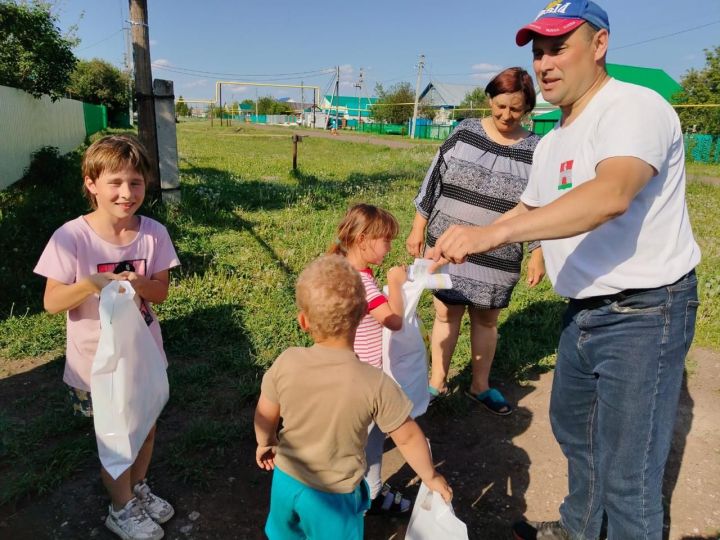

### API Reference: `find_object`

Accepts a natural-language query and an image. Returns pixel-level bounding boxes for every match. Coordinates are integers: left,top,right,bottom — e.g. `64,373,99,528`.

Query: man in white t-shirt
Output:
428,2,700,539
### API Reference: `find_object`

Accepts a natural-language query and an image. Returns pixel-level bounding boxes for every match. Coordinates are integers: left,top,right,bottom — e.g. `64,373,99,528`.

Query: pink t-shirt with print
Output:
353,268,388,369
34,216,180,391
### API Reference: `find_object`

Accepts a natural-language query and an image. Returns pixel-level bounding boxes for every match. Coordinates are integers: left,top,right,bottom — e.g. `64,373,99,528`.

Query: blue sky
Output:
56,0,720,104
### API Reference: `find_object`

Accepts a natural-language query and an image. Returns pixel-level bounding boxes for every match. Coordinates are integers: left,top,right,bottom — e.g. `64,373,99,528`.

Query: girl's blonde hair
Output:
327,203,399,256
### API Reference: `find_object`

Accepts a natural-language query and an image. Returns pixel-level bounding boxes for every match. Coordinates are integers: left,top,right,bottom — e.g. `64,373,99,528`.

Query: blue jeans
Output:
551,271,698,540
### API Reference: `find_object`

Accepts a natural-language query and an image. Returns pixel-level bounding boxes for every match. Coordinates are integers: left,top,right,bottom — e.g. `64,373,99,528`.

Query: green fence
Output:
684,134,720,163
413,124,456,140
83,103,107,136
358,123,407,136
357,121,458,140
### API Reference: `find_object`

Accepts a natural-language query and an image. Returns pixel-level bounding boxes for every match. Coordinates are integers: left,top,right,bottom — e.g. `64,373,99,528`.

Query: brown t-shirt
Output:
261,344,413,493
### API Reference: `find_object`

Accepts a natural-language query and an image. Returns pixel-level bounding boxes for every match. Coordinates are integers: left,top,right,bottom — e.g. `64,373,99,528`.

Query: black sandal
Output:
366,483,412,516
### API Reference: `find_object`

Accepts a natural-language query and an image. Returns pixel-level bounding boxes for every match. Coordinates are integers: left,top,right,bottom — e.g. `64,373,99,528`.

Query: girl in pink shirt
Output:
34,135,179,540
327,204,410,515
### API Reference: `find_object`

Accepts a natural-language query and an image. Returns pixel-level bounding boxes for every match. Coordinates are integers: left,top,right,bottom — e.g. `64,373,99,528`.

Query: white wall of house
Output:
0,85,86,190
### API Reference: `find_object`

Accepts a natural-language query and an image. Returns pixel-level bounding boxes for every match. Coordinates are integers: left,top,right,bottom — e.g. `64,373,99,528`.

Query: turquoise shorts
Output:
265,467,371,540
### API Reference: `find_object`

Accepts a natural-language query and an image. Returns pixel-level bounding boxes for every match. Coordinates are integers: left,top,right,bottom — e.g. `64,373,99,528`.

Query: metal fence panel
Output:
0,85,86,190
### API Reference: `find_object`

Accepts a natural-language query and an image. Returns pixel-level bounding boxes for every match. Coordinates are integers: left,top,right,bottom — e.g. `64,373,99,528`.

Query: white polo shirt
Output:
521,78,700,299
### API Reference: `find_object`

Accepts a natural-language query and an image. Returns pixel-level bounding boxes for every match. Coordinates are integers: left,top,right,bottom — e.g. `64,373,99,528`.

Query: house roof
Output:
605,63,682,101
419,82,484,107
533,63,683,123
322,95,378,108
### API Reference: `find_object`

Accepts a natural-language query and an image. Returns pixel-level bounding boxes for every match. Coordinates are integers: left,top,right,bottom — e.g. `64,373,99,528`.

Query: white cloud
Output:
471,63,502,72
149,39,158,46
184,78,209,89
153,58,171,67
469,62,502,84
471,72,497,83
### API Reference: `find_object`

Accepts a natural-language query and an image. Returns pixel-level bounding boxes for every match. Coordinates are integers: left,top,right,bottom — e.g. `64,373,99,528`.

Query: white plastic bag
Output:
91,280,169,479
382,259,452,419
406,481,469,540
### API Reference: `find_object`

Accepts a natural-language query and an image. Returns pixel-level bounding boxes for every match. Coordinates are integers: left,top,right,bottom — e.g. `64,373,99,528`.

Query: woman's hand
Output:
406,213,429,257
526,247,546,288
406,226,425,257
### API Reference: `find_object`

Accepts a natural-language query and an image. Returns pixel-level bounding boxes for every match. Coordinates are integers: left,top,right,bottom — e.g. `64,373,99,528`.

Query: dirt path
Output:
688,175,720,186
2,348,718,539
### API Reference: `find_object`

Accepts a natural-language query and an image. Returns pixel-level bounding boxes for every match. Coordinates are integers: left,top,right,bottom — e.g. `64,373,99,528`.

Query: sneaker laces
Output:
116,498,149,525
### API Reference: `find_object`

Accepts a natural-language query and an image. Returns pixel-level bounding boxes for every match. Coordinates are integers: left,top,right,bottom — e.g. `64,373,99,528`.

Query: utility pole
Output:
123,22,134,126
355,68,364,128
128,0,160,200
334,66,340,130
410,53,425,139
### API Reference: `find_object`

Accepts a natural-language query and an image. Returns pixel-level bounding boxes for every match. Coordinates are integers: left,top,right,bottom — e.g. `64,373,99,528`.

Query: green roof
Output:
606,63,682,101
533,63,683,124
323,95,378,108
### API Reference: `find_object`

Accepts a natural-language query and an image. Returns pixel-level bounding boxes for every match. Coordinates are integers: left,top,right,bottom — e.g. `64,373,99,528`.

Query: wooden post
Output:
292,134,302,170
128,0,161,201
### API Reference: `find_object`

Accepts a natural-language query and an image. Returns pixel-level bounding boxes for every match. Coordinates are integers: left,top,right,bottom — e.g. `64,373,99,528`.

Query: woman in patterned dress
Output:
406,67,545,415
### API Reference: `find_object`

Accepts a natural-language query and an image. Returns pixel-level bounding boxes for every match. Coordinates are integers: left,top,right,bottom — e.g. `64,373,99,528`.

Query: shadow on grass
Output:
157,163,416,279
0,302,258,517
444,298,567,393
0,148,87,320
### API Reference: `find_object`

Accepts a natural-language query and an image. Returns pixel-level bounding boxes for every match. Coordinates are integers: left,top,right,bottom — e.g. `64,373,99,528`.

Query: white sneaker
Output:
133,480,175,524
105,497,164,540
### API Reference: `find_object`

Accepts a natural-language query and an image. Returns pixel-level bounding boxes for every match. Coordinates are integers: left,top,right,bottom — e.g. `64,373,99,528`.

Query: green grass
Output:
1,121,719,506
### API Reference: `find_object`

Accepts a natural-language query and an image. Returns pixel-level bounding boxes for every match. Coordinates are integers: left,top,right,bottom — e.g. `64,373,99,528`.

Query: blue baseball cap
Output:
516,0,610,46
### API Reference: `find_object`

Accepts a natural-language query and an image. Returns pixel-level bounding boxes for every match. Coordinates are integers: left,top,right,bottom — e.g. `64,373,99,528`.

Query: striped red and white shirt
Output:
354,268,388,369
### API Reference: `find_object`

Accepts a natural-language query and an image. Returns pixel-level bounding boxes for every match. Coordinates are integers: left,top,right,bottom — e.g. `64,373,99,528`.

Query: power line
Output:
612,19,720,51
148,62,334,80
75,28,125,51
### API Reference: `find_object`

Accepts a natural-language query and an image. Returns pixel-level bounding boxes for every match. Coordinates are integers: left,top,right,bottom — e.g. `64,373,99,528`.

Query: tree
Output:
674,46,720,135
0,0,77,100
370,82,415,124
455,87,489,120
175,95,190,117
257,95,292,115
67,58,130,119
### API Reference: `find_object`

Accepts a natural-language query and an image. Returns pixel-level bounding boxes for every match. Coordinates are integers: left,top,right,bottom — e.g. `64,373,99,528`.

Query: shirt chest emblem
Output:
558,160,574,190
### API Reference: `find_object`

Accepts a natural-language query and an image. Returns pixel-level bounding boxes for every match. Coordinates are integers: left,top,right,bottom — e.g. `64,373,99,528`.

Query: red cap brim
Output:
516,17,585,46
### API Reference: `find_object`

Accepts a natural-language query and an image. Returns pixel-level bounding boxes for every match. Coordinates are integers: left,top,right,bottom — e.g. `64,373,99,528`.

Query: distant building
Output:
320,95,378,121
418,82,485,122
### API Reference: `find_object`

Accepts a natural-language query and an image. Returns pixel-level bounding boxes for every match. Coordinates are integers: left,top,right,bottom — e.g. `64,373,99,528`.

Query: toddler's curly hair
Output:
296,255,367,340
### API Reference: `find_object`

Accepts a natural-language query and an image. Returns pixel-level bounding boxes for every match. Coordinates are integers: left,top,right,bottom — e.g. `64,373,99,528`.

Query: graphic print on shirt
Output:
558,160,574,190
96,259,153,326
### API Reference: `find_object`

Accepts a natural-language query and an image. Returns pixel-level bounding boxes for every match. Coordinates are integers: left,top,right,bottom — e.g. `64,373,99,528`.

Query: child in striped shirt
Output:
327,203,411,515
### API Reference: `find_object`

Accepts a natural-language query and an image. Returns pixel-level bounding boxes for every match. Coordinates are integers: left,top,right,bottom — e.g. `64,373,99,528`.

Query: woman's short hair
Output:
485,67,536,113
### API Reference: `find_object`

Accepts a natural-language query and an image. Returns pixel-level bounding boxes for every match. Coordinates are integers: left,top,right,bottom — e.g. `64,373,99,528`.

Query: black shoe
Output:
512,519,570,540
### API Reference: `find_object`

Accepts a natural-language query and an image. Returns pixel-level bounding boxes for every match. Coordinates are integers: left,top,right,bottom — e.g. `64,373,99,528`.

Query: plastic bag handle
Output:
98,280,136,327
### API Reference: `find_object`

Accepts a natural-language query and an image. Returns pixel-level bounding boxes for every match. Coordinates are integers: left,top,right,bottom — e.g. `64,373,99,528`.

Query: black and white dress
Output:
414,119,540,309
